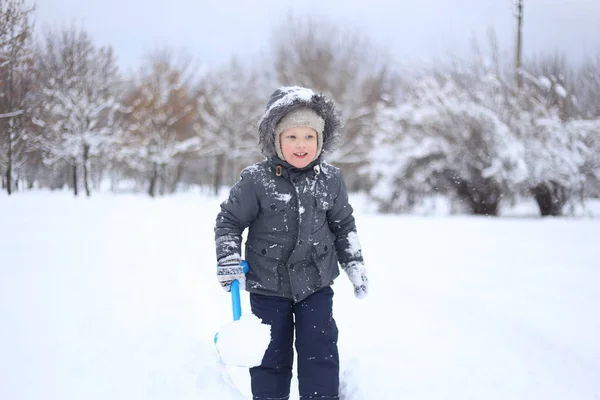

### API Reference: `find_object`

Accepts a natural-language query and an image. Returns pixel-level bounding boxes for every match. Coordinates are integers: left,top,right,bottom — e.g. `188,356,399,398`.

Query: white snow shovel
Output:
214,260,271,367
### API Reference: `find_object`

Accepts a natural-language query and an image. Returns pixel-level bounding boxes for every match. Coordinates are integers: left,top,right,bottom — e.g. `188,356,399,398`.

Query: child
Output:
214,86,368,400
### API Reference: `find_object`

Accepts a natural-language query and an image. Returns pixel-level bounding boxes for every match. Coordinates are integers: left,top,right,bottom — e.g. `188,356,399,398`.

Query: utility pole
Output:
515,0,524,90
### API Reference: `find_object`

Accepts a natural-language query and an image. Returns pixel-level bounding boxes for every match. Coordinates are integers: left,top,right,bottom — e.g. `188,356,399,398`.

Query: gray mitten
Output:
342,261,368,299
217,257,245,292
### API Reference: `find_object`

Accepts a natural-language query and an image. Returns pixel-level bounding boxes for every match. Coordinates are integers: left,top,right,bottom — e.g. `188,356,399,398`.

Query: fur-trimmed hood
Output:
258,86,342,159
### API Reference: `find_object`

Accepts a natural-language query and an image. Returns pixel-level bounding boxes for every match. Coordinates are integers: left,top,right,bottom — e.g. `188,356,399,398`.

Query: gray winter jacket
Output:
214,87,364,302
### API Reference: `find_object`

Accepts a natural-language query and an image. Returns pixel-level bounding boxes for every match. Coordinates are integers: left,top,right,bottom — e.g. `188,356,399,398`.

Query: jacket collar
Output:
268,157,322,180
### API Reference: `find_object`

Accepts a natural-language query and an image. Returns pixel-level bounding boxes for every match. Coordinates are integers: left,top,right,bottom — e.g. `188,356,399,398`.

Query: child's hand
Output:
342,262,369,299
217,261,246,292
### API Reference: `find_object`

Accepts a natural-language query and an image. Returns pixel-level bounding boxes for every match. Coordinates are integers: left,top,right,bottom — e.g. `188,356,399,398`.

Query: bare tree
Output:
0,0,35,195
525,52,578,120
269,14,399,191
195,57,266,194
574,53,600,197
119,49,199,197
576,53,600,119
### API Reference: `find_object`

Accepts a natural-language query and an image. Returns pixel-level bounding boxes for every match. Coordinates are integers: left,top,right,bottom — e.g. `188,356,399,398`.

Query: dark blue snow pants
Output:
249,286,340,400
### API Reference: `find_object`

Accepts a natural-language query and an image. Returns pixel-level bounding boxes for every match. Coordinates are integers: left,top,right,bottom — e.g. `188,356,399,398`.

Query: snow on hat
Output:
273,107,325,161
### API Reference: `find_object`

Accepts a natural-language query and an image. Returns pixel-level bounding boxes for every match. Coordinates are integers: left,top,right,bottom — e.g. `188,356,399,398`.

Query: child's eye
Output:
306,135,315,140
287,135,296,140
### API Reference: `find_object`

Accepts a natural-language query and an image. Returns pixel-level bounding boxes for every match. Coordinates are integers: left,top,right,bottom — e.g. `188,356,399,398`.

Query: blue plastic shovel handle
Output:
214,260,249,345
230,260,249,321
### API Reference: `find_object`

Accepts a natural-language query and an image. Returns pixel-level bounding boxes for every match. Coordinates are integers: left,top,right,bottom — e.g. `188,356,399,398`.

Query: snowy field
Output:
1,191,599,400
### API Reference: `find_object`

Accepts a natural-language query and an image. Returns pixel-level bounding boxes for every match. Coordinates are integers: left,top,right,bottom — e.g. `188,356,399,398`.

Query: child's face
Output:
279,126,318,168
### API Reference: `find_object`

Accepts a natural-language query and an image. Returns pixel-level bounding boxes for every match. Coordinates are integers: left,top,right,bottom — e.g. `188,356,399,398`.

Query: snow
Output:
345,231,362,258
215,314,271,368
274,193,292,203
1,190,600,400
555,84,568,98
263,87,315,116
538,76,552,90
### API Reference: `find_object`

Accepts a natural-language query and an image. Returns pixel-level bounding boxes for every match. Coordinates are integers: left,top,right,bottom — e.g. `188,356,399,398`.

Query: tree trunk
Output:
6,131,12,195
515,0,524,90
148,162,158,197
466,192,500,216
171,162,184,193
448,172,501,216
213,153,225,196
83,144,91,197
531,182,567,216
72,165,78,196
158,164,166,196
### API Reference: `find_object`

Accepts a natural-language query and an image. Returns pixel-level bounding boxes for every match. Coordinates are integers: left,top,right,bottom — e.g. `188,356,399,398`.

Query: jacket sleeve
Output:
327,171,364,267
214,171,260,265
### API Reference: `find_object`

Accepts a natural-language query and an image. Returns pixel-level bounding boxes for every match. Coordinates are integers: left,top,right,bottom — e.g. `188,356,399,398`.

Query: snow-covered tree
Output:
195,57,266,194
578,119,600,197
370,43,596,217
119,51,198,197
371,72,527,215
572,54,600,197
509,53,600,215
0,0,35,194
31,27,120,197
515,67,589,215
576,53,600,119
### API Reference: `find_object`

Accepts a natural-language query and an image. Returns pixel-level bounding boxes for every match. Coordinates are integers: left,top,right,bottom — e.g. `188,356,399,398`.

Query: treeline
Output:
1,1,599,216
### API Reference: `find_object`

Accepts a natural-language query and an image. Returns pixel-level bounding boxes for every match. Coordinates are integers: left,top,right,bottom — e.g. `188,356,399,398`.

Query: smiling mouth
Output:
294,153,308,157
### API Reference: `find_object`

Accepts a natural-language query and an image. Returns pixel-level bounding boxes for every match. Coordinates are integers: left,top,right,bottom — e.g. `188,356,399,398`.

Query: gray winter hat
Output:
274,107,325,160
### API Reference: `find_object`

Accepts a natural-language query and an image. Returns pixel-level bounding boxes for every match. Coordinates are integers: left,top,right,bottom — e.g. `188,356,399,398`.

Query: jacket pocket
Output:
311,194,333,233
244,237,283,291
311,241,339,285
260,197,292,232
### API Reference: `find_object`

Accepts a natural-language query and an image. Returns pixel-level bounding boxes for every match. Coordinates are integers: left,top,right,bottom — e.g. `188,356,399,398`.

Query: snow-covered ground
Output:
1,190,599,400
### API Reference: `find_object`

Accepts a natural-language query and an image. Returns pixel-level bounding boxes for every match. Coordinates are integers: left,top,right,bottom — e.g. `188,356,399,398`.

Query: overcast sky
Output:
33,0,600,74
